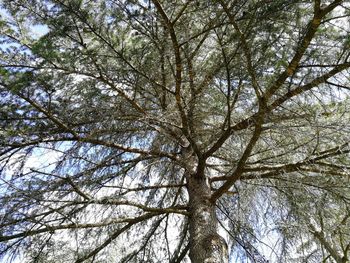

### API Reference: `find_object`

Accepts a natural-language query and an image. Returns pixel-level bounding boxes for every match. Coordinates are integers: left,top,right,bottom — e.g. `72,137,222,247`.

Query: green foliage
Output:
0,1,350,263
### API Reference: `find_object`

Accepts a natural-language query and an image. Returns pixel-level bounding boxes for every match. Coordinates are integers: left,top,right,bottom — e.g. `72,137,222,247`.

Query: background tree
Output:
1,0,350,262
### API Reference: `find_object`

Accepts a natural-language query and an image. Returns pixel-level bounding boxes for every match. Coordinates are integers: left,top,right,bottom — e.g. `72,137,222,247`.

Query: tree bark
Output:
187,175,228,263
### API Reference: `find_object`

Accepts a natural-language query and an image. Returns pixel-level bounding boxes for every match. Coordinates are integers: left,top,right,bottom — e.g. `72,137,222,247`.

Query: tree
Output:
1,0,350,262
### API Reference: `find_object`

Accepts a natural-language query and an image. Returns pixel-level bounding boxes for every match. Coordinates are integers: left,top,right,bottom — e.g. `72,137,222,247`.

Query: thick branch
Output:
210,109,265,201
0,213,157,243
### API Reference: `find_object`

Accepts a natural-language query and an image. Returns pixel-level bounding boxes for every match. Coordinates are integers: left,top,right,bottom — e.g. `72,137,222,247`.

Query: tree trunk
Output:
187,175,228,263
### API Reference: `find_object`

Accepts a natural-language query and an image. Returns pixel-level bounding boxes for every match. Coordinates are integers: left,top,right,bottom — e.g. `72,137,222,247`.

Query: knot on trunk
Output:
190,234,228,263
203,234,228,260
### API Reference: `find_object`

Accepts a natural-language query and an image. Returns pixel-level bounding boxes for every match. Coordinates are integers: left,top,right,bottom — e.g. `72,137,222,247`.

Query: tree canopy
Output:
1,0,350,262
